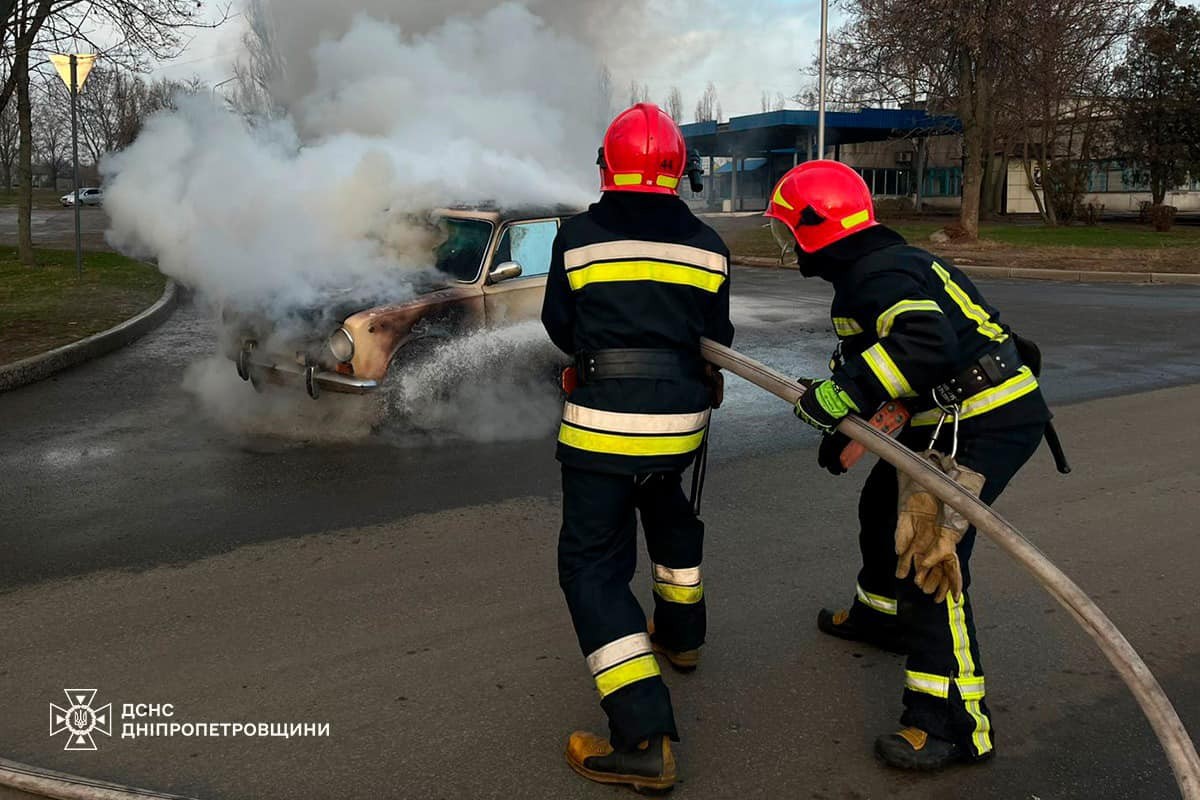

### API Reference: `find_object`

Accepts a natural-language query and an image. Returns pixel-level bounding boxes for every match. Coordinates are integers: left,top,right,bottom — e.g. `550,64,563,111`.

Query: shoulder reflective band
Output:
833,317,864,337
947,592,993,755
876,299,943,338
559,402,709,457
856,582,897,615
652,562,703,604
910,367,1039,426
861,342,916,399
564,240,728,294
930,262,1006,342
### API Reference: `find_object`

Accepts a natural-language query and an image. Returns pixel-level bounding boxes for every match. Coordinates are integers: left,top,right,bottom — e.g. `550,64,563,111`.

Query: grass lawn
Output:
0,247,166,364
0,189,71,209
723,217,1200,272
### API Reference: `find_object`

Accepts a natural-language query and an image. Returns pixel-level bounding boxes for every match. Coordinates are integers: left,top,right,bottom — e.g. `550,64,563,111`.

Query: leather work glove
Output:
817,431,851,476
894,451,944,593
704,364,725,409
912,455,987,604
794,379,858,434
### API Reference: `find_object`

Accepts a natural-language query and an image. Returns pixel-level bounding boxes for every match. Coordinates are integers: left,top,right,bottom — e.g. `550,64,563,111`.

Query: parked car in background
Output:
60,187,103,207
223,205,579,399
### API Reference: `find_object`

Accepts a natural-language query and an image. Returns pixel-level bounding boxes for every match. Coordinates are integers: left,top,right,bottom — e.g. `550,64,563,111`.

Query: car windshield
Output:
433,218,492,283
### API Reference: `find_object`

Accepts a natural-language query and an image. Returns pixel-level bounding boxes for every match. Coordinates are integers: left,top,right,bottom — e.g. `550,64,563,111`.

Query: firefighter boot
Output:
648,620,700,673
875,727,992,771
817,607,906,654
565,731,676,793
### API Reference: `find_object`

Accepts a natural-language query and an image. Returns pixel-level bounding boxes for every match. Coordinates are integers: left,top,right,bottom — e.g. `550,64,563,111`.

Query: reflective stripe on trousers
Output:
652,562,703,605
586,633,661,698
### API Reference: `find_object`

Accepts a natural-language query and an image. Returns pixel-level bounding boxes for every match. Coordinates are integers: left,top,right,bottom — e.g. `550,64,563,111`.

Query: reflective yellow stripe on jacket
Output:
833,317,863,337
564,240,728,294
558,402,709,457
930,262,1007,342
910,367,1040,426
861,342,917,399
875,299,943,337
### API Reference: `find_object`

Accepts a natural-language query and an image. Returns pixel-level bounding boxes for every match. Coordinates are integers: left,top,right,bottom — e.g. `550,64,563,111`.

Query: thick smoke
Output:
100,2,628,441
102,2,612,313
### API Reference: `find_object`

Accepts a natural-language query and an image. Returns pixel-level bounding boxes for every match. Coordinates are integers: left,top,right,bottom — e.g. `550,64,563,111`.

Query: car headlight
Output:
327,327,354,363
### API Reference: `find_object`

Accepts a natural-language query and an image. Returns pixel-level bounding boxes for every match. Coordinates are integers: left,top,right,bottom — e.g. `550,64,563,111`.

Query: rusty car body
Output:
224,206,578,398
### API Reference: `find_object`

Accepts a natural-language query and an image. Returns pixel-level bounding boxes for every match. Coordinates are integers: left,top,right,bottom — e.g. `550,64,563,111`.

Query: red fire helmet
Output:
764,160,878,253
598,103,687,195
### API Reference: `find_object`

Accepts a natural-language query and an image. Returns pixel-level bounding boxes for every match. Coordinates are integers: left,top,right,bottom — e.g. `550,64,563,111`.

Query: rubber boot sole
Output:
874,734,995,771
564,750,675,793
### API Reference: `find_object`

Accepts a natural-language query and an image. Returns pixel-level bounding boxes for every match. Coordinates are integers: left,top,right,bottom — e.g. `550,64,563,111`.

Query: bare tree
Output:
1005,0,1141,223
827,0,1016,238
3,0,229,266
33,72,67,185
694,81,721,122
626,79,649,107
230,0,285,117
663,85,683,122
0,90,17,187
760,90,786,113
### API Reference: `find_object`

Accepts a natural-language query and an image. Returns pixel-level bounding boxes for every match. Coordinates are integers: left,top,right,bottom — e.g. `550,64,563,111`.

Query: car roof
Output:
435,204,584,223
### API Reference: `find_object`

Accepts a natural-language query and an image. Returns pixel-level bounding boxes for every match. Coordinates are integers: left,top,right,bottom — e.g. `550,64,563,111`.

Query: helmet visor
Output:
769,216,797,254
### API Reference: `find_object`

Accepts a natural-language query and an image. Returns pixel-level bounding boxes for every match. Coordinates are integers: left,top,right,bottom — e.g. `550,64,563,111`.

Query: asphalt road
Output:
1,268,1198,799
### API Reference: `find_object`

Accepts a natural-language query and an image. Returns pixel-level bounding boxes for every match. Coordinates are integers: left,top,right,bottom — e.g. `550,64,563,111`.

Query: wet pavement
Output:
1,267,1198,799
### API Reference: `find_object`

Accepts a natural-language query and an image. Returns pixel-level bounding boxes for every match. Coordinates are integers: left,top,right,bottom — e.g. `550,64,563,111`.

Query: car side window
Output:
494,220,558,279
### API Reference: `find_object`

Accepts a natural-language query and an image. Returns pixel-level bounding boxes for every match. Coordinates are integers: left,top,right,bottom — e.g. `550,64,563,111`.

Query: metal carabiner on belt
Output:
929,393,962,460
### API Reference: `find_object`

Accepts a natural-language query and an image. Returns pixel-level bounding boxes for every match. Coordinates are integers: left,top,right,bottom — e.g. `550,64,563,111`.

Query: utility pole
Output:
50,53,95,279
818,0,828,159
70,56,81,278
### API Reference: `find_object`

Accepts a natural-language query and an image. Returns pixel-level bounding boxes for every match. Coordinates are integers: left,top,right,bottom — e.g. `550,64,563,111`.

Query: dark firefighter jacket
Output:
541,192,735,475
806,225,1051,430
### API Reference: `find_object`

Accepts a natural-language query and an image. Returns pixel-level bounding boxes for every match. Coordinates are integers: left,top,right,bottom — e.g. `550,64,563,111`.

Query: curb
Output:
0,280,177,394
0,757,198,800
731,257,1200,285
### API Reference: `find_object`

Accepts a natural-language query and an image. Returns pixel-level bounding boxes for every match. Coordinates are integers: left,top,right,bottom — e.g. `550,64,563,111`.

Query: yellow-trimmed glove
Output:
794,379,859,434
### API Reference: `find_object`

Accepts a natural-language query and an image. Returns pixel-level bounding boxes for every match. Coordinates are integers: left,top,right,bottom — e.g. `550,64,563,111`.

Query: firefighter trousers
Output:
847,419,1046,759
558,465,706,749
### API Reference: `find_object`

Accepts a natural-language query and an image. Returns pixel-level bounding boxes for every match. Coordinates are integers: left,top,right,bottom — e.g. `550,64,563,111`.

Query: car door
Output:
481,218,558,326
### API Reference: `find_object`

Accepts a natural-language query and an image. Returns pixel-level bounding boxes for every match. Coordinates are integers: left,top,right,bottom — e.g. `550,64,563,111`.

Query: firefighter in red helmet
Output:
766,160,1053,771
541,103,734,792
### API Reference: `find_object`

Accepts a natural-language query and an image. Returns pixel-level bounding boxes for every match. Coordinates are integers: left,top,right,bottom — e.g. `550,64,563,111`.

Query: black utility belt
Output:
933,339,1023,406
575,348,704,384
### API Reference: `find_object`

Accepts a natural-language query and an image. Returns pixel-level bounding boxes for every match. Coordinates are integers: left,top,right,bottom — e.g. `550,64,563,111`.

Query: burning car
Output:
224,206,578,398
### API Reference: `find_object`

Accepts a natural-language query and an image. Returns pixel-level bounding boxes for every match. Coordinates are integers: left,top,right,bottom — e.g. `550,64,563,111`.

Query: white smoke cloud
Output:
103,2,622,442
102,3,608,313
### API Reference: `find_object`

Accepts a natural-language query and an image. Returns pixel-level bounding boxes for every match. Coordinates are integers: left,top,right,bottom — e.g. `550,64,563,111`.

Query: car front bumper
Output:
234,347,378,399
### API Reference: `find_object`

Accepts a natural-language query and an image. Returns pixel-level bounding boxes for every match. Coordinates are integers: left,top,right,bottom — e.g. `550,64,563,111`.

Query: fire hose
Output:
700,337,1200,799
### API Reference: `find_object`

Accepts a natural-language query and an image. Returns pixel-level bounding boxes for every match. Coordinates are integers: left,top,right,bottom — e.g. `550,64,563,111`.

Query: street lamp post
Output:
818,0,828,159
50,52,95,279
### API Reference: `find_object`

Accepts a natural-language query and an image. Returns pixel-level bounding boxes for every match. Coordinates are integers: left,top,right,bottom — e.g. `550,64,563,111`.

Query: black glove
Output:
817,431,851,476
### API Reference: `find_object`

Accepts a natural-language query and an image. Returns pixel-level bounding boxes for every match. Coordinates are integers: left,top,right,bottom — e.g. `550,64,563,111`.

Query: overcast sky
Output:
150,0,838,119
